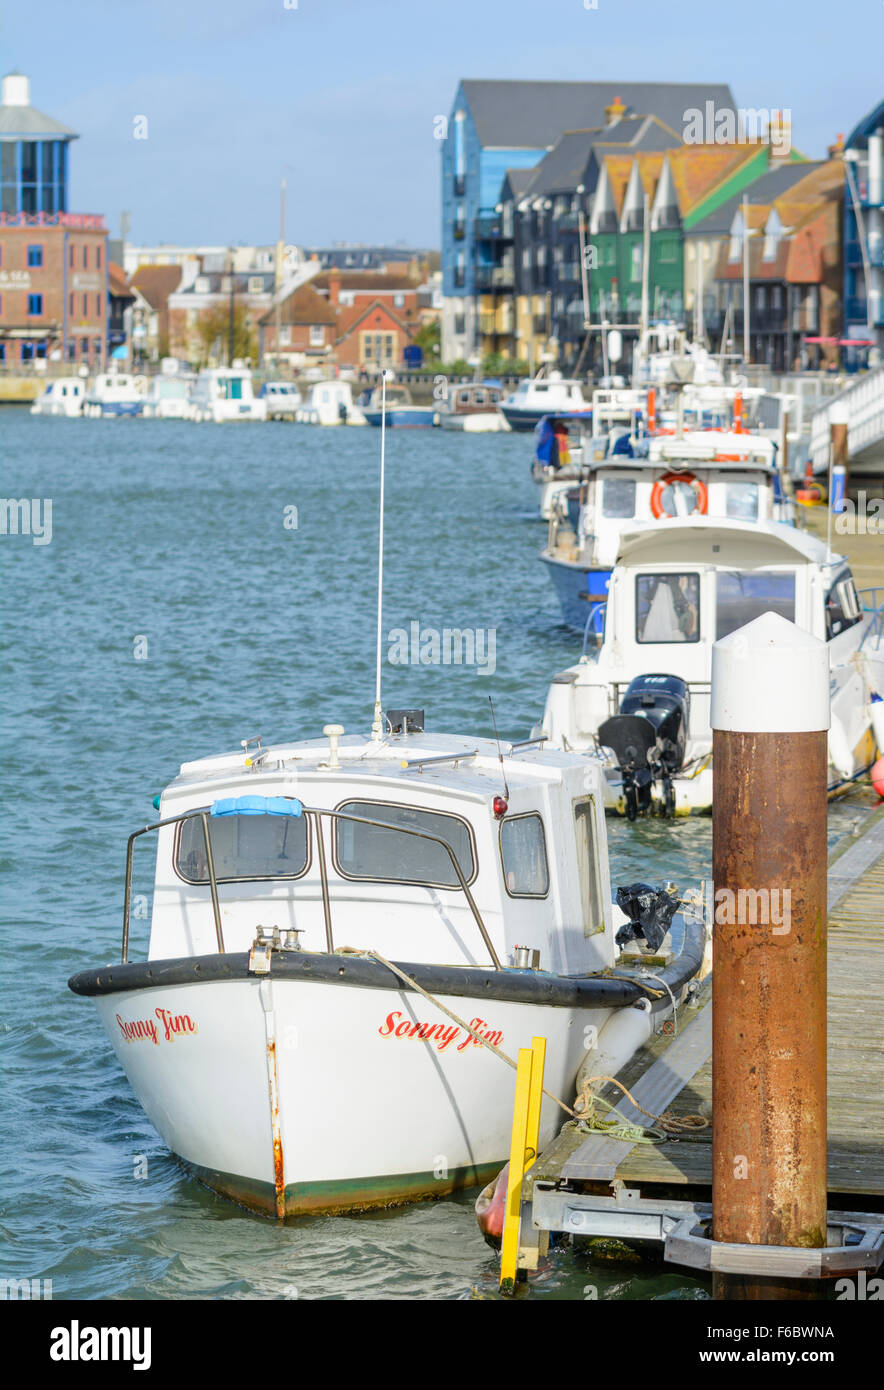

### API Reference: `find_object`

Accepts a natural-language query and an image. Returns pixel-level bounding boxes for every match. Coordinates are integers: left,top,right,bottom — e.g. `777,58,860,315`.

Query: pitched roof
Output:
664,143,760,216
258,281,337,327
459,80,736,149
0,103,77,137
688,160,824,235
335,299,412,340
521,118,680,197
107,262,131,297
313,270,418,292
129,264,183,308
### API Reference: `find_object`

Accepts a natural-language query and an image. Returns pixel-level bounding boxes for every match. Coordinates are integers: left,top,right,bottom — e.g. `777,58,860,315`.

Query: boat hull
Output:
439,412,509,432
72,951,646,1218
363,408,438,428
540,553,612,632
502,406,592,432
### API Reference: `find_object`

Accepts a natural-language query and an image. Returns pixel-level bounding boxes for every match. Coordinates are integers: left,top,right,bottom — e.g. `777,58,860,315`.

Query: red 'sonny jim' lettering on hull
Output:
378,1011,503,1053
116,1008,198,1045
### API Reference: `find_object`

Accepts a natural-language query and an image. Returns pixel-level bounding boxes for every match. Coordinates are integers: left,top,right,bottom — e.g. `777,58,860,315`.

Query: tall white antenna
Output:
370,371,388,741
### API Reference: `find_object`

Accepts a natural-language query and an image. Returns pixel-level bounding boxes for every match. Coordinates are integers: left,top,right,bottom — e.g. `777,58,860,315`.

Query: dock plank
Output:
552,808,884,1201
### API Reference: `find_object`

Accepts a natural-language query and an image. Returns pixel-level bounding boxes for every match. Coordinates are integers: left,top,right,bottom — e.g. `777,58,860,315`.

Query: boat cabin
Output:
446,384,503,416
135,729,615,978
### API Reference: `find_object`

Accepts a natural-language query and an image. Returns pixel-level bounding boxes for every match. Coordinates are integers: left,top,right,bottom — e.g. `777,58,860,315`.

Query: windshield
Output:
636,573,700,643
715,570,795,639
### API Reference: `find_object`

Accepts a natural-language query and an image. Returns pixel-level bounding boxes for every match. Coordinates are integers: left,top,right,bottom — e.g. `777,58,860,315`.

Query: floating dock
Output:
524,807,884,1248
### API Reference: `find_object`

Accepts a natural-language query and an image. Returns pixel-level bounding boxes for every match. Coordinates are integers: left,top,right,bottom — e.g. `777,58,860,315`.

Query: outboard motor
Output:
597,674,690,819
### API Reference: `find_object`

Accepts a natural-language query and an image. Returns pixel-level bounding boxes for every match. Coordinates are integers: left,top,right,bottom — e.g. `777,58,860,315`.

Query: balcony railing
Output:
474,214,503,239
453,221,466,241
475,266,514,291
453,175,466,197
557,212,583,232
557,263,582,282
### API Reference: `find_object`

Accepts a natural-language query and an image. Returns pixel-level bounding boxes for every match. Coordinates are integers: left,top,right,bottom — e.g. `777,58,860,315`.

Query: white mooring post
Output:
710,611,830,1299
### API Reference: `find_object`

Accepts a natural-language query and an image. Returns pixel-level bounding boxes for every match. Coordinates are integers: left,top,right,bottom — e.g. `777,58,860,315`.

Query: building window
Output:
69,292,74,316
278,325,291,346
69,244,75,268
309,325,325,346
97,293,103,316
82,294,88,315
96,245,102,270
394,293,405,308
83,246,88,269
27,245,44,268
27,294,43,316
631,245,642,281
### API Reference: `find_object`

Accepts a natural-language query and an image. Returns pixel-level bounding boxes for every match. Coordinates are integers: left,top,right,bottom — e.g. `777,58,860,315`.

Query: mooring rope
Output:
338,947,709,1142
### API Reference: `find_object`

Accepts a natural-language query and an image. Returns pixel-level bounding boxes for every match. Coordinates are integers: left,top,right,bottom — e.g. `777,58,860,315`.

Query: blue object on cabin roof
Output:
211,795,303,817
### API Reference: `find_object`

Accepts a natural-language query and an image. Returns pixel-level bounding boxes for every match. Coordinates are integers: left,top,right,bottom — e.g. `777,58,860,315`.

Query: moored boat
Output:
500,369,591,432
188,368,267,422
362,383,438,428
260,381,303,420
82,372,146,418
29,377,85,417
295,380,366,426
67,721,706,1217
439,382,509,432
537,517,884,815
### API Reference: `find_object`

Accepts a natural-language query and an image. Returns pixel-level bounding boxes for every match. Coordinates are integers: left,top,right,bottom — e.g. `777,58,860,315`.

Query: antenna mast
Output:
370,372,388,740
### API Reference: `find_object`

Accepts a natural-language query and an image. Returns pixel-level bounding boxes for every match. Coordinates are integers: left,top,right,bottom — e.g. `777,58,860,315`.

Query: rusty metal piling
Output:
711,612,830,1298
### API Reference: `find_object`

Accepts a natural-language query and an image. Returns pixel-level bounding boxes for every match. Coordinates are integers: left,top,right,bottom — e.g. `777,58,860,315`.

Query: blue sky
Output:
3,0,881,248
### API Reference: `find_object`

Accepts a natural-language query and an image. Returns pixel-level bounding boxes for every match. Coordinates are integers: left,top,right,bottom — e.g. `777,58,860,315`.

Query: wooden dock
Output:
531,806,884,1206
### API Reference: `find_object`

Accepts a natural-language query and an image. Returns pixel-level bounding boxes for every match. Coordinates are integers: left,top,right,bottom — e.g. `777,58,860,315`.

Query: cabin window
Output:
574,800,605,936
220,377,244,400
825,569,862,639
474,390,485,404
715,570,795,639
334,800,475,888
636,573,700,643
724,481,759,521
176,813,310,883
601,478,636,518
499,814,549,898
458,390,470,404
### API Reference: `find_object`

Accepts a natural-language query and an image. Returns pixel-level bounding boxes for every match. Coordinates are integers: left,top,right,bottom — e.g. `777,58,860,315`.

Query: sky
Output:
2,0,882,249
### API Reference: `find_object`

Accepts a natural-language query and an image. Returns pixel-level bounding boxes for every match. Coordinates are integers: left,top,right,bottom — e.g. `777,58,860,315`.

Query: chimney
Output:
605,95,627,126
827,132,845,160
2,72,30,106
328,269,341,308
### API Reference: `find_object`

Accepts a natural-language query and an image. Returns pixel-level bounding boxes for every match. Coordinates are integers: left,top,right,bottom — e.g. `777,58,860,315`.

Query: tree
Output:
195,302,257,366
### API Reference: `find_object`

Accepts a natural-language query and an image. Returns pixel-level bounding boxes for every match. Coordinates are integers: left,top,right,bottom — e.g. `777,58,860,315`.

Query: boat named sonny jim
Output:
68,721,705,1219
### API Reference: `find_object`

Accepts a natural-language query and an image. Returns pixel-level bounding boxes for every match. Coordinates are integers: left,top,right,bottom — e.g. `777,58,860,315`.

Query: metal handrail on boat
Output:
581,601,607,656
121,801,502,970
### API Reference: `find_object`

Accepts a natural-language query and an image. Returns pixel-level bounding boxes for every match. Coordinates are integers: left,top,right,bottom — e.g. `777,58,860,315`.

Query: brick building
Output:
0,71,108,367
257,280,336,368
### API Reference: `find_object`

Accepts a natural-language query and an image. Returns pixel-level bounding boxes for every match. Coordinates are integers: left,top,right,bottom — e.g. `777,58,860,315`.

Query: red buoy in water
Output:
872,757,884,799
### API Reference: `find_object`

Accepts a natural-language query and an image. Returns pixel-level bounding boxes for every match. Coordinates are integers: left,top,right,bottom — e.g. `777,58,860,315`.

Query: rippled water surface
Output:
1,407,875,1300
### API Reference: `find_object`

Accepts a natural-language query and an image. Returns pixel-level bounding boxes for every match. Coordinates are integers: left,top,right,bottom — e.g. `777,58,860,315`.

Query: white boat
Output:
189,368,267,423
295,380,366,426
439,383,510,432
141,374,194,420
538,517,884,816
68,721,706,1217
29,377,85,417
260,381,303,420
82,373,147,418
500,369,591,432
541,429,794,631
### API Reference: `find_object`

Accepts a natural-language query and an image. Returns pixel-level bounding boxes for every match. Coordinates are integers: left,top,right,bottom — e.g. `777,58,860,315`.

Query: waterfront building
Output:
257,280,337,369
127,265,183,363
440,80,737,361
0,71,108,367
843,100,884,362
708,158,845,369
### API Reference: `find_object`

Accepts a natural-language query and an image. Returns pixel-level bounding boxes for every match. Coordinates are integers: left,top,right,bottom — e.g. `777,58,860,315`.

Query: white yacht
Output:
260,381,303,420
189,368,267,423
538,517,884,816
540,430,794,632
29,378,85,417
500,369,590,432
141,374,194,420
295,380,366,426
439,383,510,432
82,373,147,418
68,719,706,1217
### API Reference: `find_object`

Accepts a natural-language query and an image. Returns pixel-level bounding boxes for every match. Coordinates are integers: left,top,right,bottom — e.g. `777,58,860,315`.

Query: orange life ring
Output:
650,471,709,519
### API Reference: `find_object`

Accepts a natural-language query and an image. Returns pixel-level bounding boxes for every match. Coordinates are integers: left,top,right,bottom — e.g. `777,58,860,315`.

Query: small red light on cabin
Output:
493,796,508,819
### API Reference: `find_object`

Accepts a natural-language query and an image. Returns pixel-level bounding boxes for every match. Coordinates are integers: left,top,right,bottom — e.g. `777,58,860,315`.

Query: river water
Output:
1,407,874,1300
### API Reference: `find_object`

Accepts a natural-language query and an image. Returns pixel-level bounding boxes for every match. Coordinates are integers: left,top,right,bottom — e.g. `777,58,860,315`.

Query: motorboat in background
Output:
29,377,85,417
540,430,794,632
439,382,509,432
189,368,267,423
141,373,195,420
68,719,706,1217
538,517,884,815
361,383,438,428
82,373,146,418
296,380,366,426
500,369,591,432
260,381,303,420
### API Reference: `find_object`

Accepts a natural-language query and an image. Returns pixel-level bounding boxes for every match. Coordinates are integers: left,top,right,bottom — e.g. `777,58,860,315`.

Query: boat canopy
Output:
615,517,843,570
